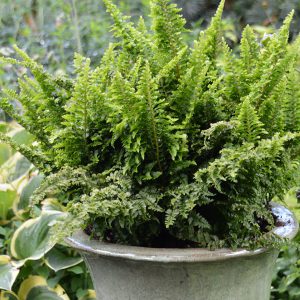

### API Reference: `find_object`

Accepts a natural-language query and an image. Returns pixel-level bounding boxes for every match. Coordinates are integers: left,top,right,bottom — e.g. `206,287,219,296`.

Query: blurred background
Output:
0,0,300,72
0,1,300,299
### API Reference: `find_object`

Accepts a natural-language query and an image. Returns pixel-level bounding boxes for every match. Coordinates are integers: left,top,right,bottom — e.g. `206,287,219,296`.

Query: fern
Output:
54,54,92,167
236,99,266,143
283,69,300,132
237,25,260,96
189,0,224,68
240,25,260,73
103,0,152,57
258,79,286,136
0,132,53,174
0,0,299,249
150,0,187,63
247,12,295,108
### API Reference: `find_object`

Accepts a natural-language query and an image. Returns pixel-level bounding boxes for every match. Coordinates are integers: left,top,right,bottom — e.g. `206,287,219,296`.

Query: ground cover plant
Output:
0,0,300,253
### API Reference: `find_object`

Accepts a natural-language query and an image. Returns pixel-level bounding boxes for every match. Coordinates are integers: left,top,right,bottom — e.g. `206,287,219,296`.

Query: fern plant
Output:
0,0,300,249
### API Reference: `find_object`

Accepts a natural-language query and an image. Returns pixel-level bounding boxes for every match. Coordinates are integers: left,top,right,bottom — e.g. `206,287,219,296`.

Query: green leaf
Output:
10,212,63,261
9,157,32,182
0,144,12,166
78,290,96,300
41,199,65,213
0,256,19,291
18,175,44,210
67,265,84,275
284,272,300,287
45,247,82,272
0,290,19,300
11,129,34,147
18,276,69,300
0,184,17,221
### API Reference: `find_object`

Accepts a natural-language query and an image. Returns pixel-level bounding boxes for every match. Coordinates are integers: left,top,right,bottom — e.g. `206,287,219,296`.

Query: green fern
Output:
54,54,92,167
236,99,266,143
283,69,300,132
0,0,299,249
150,0,187,64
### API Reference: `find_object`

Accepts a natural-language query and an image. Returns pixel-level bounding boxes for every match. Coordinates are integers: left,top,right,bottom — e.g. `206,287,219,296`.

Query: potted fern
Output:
0,0,299,299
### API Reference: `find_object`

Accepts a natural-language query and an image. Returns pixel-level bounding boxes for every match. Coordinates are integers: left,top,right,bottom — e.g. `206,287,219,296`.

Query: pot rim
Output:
65,202,298,263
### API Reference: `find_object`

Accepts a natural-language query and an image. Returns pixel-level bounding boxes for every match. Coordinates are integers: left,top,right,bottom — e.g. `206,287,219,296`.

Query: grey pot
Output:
66,203,298,300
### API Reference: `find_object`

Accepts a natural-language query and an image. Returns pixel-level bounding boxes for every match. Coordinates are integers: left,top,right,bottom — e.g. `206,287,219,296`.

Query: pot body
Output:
82,248,277,300
66,203,298,300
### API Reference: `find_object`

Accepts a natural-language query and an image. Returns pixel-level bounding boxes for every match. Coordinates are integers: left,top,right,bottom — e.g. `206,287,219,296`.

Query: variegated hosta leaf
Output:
0,144,12,166
0,122,9,133
42,199,65,213
10,212,63,261
79,290,97,300
0,290,19,300
0,153,32,184
8,156,31,183
0,256,19,291
18,174,44,210
45,247,82,272
18,276,69,300
0,185,17,221
10,129,34,147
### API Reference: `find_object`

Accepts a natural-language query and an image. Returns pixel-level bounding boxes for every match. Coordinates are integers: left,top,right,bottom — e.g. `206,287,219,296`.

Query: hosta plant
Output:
0,0,300,250
0,122,94,300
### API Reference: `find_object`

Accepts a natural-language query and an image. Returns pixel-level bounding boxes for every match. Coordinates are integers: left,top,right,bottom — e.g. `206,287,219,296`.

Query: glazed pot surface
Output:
66,203,298,300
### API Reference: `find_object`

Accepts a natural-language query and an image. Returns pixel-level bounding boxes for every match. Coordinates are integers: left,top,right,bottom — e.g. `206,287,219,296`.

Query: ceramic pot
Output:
66,203,298,300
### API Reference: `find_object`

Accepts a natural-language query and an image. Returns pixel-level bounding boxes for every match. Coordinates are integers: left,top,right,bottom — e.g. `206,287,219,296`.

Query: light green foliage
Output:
55,54,91,167
150,0,187,65
236,99,266,143
0,0,300,249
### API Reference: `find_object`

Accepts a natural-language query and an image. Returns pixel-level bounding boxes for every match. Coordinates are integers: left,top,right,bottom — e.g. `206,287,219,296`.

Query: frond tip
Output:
0,132,53,174
236,99,266,143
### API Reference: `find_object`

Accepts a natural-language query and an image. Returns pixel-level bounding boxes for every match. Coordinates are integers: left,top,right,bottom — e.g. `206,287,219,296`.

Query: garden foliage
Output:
0,122,94,299
0,0,300,249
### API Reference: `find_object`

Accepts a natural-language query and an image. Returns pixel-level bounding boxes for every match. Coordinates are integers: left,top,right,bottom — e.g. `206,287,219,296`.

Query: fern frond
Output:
236,99,266,143
238,25,260,96
219,38,240,113
103,0,152,56
0,95,24,127
190,0,224,68
201,121,236,152
155,46,187,82
0,132,53,174
30,166,96,208
247,11,295,107
240,25,260,73
258,78,286,135
196,132,300,196
54,54,92,167
150,0,187,61
283,70,300,132
13,46,62,101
